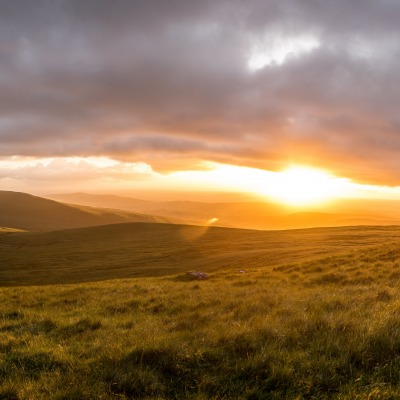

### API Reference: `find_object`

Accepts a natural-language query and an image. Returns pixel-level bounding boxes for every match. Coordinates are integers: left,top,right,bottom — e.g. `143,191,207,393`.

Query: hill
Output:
0,191,179,232
47,192,400,230
2,222,400,286
3,225,400,398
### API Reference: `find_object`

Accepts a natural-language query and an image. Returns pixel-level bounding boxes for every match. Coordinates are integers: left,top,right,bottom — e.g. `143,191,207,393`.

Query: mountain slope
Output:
0,191,178,232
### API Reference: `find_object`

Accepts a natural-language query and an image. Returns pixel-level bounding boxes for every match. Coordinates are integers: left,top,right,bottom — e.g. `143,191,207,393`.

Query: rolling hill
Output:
4,233,400,398
0,191,179,232
2,222,400,286
3,219,400,397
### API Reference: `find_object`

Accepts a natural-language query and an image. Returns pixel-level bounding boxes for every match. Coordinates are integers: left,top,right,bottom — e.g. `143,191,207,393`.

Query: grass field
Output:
2,223,400,286
3,224,400,398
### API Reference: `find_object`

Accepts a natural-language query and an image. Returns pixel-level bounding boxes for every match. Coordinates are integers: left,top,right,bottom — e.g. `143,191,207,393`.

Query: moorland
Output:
2,191,400,398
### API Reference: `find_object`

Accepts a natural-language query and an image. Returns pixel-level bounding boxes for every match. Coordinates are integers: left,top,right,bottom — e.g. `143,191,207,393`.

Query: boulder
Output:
186,271,209,280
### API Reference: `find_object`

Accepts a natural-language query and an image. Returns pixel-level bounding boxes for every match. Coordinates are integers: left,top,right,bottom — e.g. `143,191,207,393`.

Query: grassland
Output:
2,223,400,286
3,240,400,399
3,224,400,398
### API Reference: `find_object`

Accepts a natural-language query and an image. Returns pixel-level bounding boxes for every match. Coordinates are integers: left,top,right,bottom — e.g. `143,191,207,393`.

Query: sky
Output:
1,0,400,203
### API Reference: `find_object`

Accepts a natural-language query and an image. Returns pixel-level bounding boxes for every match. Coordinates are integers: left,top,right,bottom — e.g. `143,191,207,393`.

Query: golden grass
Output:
2,223,400,286
3,226,400,398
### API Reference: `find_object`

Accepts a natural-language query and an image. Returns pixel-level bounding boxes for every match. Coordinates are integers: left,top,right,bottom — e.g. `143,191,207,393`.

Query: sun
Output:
168,162,354,207
264,166,349,207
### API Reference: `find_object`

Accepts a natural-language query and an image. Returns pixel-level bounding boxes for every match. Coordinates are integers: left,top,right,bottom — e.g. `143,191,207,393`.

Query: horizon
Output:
5,157,400,208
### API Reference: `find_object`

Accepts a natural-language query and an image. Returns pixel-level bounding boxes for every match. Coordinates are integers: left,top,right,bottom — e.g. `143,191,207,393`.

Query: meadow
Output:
3,224,400,398
2,223,400,286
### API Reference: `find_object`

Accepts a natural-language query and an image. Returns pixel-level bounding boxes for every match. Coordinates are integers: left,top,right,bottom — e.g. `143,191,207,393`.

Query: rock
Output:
186,271,209,280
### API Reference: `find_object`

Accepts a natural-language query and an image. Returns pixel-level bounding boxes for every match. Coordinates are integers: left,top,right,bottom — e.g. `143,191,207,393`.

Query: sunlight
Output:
4,155,400,205
169,162,355,206
264,166,351,206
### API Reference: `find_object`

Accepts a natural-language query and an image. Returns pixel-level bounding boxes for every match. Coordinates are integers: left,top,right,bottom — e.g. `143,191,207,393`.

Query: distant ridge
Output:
47,192,400,230
0,191,179,232
48,192,153,211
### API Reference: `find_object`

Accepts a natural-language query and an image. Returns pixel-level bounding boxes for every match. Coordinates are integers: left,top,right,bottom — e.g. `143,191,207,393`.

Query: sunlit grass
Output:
3,238,400,398
2,223,400,286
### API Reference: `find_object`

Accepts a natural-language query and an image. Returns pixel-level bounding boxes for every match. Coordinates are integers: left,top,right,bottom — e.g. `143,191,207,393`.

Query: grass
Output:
2,223,400,285
3,226,400,398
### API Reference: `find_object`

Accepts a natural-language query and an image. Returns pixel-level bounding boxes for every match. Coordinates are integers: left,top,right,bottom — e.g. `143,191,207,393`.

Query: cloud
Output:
1,0,400,184
0,156,156,194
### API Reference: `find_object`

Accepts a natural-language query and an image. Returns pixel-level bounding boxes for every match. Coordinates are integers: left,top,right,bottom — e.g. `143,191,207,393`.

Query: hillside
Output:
2,222,400,286
47,192,400,230
3,227,400,398
48,192,157,212
0,191,179,232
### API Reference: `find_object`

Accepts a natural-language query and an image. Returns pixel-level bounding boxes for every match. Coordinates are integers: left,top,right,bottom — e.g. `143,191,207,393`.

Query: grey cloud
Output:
1,0,400,183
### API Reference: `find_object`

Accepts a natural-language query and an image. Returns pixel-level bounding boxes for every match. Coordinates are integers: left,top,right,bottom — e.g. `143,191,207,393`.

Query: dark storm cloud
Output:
1,0,400,183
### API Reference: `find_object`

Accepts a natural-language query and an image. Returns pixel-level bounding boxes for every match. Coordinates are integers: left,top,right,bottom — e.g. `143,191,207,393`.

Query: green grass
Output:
2,223,400,286
3,225,400,397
